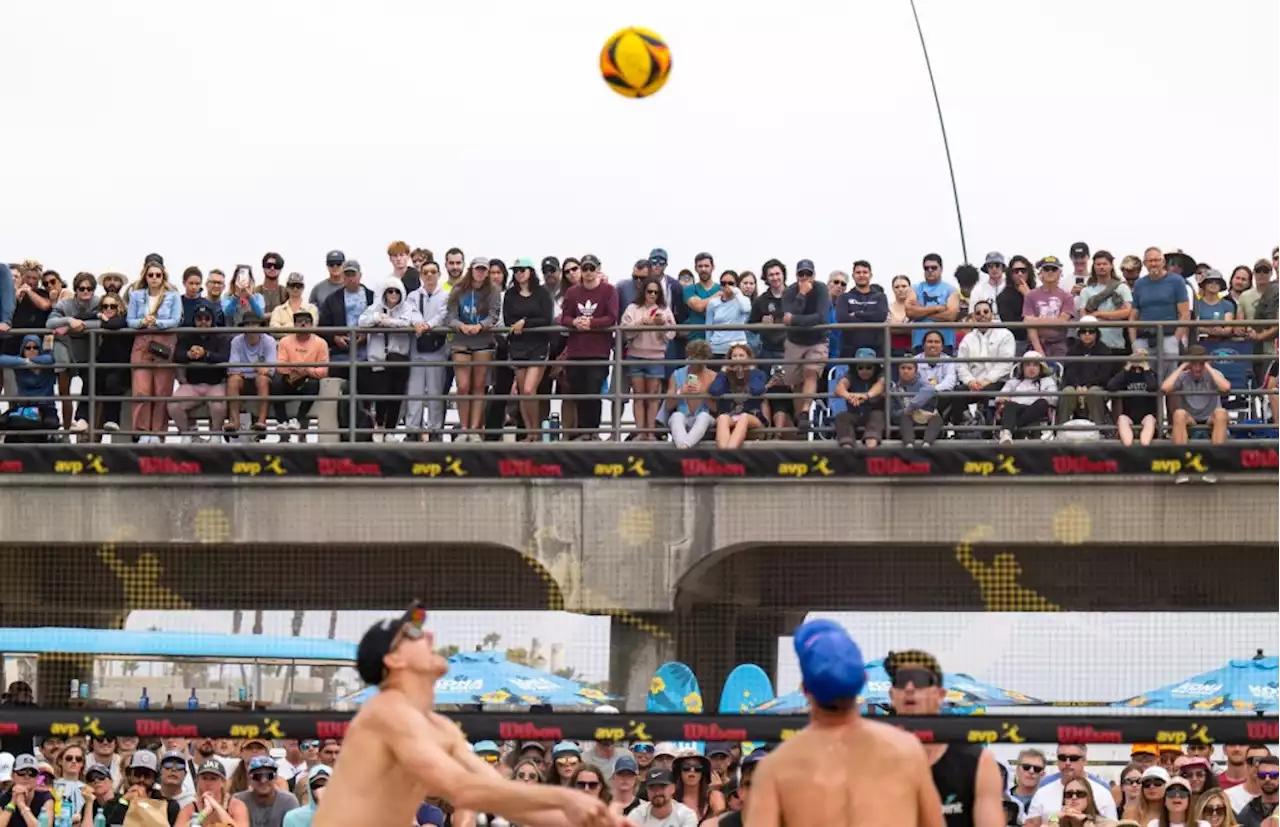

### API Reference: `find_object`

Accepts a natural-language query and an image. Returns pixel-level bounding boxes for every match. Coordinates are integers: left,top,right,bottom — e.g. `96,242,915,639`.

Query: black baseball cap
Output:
356,602,428,685
796,259,816,275
541,256,560,273
644,768,675,786
144,253,165,267
1069,242,1090,258
326,250,346,266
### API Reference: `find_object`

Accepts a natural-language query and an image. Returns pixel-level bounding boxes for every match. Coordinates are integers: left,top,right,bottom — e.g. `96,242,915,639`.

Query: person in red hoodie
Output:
558,254,619,439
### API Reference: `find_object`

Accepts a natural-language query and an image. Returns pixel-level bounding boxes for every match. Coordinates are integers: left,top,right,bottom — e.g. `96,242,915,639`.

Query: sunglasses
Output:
678,764,704,774
44,280,60,288
829,280,846,287
555,756,580,765
1041,266,1061,272
13,769,37,779
923,265,940,272
264,263,280,269
162,760,186,771
1012,267,1029,274
250,771,276,782
1165,788,1190,799
891,668,939,689
87,773,111,783
64,755,85,764
516,771,540,781
1203,806,1227,817
76,285,94,292
288,283,303,289
101,304,119,311
1059,755,1084,763
396,602,428,644
564,265,580,274
1258,770,1279,780
1121,777,1141,785
720,281,736,287
302,741,319,750
146,272,164,278
582,264,598,273
1020,764,1045,774
22,344,38,351
1063,790,1089,800
632,745,654,754
1180,770,1206,779
1142,779,1166,789
575,780,602,790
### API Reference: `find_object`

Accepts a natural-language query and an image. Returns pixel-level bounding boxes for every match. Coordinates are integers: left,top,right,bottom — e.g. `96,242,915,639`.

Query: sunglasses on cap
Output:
631,744,654,753
479,753,500,764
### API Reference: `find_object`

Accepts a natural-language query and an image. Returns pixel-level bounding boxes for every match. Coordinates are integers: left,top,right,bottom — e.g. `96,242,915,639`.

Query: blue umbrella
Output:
1115,655,1278,713
340,650,617,708
751,659,1041,714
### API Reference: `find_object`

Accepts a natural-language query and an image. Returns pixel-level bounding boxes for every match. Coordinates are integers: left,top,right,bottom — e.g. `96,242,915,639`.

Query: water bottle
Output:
188,688,199,710
238,686,247,703
69,679,79,700
163,693,174,710
79,682,89,700
139,687,150,710
548,414,561,442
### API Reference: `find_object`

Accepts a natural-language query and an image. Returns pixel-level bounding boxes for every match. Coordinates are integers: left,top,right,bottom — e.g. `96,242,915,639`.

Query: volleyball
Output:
600,27,671,99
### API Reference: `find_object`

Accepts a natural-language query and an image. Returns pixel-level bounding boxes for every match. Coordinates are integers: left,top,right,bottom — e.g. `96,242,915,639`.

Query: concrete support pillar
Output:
608,614,675,711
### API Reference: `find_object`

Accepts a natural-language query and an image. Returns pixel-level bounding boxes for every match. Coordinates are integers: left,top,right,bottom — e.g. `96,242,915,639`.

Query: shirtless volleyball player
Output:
314,604,623,827
746,620,945,827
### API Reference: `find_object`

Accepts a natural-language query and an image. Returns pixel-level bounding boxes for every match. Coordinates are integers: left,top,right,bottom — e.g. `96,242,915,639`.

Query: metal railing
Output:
0,317,1273,443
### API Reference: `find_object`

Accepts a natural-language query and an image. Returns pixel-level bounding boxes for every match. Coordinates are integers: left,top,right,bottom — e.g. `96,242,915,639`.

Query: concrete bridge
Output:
2,442,1276,707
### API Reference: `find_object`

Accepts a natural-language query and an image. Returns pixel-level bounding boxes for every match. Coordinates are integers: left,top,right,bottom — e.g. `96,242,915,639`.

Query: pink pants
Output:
167,383,227,432
131,337,176,434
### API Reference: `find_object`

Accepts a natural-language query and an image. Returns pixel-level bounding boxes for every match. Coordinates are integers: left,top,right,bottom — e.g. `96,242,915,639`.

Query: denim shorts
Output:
626,361,666,379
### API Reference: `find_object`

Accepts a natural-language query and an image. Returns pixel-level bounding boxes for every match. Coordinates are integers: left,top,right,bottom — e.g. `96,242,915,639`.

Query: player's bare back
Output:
749,718,943,827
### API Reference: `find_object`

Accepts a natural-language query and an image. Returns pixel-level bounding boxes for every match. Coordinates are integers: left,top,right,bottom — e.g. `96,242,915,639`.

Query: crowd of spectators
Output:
0,242,1274,446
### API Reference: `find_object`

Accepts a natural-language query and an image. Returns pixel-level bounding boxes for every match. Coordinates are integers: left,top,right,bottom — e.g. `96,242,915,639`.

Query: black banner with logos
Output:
0,709,1274,744
0,443,1274,478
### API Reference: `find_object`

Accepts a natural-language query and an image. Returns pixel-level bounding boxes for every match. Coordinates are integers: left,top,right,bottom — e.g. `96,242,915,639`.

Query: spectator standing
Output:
610,754,642,817
178,266,220,327
645,248,689,377
1079,251,1134,353
46,271,103,432
0,262,14,363
1024,745,1118,827
1067,241,1092,296
950,300,1015,428
269,272,319,331
781,259,831,436
887,275,913,357
271,310,329,434
1057,316,1117,426
1227,267,1252,312
169,302,230,439
405,260,451,441
223,266,267,325
747,259,788,365
203,269,226,309
310,250,347,307
682,253,720,342
503,258,556,442
127,261,182,443
91,294,132,434
1236,757,1279,827
1225,747,1273,813
1023,256,1076,359
890,359,942,447
233,757,298,827
446,258,501,441
906,252,959,353
628,769,697,827
1194,270,1235,341
1240,258,1278,385
998,256,1036,355
832,348,886,448
970,253,1006,318
225,317,277,436
673,751,724,823
707,270,751,357
559,254,619,439
257,252,288,315
384,240,422,295
1163,344,1231,446
359,283,421,440
4,260,53,356
1130,247,1191,366
996,351,1057,443
621,275,676,441
1107,348,1159,446
836,260,889,358
1218,746,1252,792
708,343,769,449
824,270,846,358
615,259,652,310
664,339,717,448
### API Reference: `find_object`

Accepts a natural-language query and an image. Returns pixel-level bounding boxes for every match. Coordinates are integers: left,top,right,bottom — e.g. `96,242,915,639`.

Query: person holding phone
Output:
621,273,676,441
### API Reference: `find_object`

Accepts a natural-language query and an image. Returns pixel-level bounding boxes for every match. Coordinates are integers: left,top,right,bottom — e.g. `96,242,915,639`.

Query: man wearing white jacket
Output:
405,261,451,441
948,300,1016,428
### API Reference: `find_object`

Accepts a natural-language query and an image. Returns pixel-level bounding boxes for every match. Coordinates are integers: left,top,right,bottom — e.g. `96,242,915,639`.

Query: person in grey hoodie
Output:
358,283,422,439
46,271,102,431
891,359,943,447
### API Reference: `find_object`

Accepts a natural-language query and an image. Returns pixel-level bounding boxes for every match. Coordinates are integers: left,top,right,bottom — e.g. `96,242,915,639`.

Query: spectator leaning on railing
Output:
781,259,830,436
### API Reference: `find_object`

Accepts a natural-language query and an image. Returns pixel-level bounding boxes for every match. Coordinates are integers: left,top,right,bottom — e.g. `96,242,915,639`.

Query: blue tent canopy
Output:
752,659,1042,714
341,650,616,708
0,627,357,662
1115,656,1278,713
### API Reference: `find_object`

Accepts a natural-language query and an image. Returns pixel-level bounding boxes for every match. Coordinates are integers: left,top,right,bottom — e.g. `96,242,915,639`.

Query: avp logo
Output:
412,455,468,477
593,456,649,478
593,720,652,742
964,454,1020,477
230,719,286,740
1151,452,1208,475
55,453,108,475
777,454,835,478
50,716,105,739
232,455,287,476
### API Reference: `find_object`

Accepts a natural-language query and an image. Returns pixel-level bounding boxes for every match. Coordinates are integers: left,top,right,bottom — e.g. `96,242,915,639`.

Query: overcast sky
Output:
3,0,1276,288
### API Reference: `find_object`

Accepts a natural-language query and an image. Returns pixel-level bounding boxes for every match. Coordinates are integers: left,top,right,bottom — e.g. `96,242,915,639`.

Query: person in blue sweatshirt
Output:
836,261,890,357
0,334,58,441
282,764,331,827
891,358,943,447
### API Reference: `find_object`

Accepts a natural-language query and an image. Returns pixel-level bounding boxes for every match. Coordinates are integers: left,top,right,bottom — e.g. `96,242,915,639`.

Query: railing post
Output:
611,328,624,441
86,329,98,442
882,322,893,443
1154,320,1166,435
347,323,358,443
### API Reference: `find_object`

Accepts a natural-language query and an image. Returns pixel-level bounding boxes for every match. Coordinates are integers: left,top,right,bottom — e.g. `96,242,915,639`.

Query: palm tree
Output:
481,632,501,651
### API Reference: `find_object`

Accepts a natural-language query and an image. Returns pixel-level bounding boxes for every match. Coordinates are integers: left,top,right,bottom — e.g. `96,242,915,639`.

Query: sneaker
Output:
1174,474,1190,484
998,429,1013,444
1201,473,1218,484
837,437,855,449
797,413,811,440
286,418,301,431
372,432,385,444
71,419,89,433
103,421,120,432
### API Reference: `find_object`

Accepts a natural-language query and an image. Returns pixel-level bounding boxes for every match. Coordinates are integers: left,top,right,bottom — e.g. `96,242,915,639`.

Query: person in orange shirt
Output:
271,309,330,433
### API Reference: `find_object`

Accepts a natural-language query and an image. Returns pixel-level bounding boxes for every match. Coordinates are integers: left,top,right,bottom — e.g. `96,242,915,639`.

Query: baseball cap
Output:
247,756,276,772
742,749,769,767
356,603,428,686
1130,744,1159,757
86,763,113,781
130,752,159,772
1069,242,1090,258
472,740,500,755
614,754,639,775
649,248,669,263
854,347,877,363
654,742,678,759
794,619,866,708
196,760,226,778
519,741,547,755
551,741,581,757
796,259,816,275
541,256,560,272
342,260,361,274
706,742,733,757
581,254,601,268
644,768,675,786
0,752,12,782
511,257,535,270
1166,776,1192,793
1254,258,1273,275
885,649,943,683
286,271,306,286
1037,256,1064,270
982,252,1006,271
469,257,490,270
144,253,165,267
1141,766,1171,783
241,738,271,752
192,303,214,320
1181,756,1211,771
326,250,346,266
161,750,189,766
1077,315,1100,332
308,764,332,782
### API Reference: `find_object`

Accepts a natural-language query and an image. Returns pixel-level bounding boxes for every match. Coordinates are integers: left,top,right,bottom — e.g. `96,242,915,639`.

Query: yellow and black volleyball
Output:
600,27,671,99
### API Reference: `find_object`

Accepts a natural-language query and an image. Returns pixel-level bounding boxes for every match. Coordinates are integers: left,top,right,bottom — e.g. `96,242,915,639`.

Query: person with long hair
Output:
568,765,610,806
175,760,249,827
545,743,581,787
672,751,724,822
708,343,769,449
664,339,717,448
1155,775,1208,827
621,275,675,440
1114,763,1146,817
1127,767,1171,826
998,255,1037,355
511,758,544,785
126,260,182,442
1228,266,1253,314
502,259,555,442
1052,776,1113,827
444,258,500,441
888,275,914,358
1193,789,1238,827
52,742,91,827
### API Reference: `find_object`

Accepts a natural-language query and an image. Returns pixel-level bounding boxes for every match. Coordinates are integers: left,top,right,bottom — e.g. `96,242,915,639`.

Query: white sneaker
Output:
103,421,120,432
372,432,384,444
287,418,301,431
71,419,89,433
998,429,1013,444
